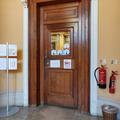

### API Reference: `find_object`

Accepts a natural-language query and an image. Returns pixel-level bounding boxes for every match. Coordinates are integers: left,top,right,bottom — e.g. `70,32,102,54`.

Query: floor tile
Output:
0,106,102,120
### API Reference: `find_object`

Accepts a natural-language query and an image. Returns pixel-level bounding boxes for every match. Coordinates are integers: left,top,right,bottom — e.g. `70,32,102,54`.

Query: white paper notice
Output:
50,60,60,68
0,44,7,56
0,58,7,70
9,44,17,56
64,59,72,69
9,58,17,70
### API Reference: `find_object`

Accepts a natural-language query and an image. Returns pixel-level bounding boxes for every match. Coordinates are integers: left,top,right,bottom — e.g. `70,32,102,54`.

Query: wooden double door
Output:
29,0,90,112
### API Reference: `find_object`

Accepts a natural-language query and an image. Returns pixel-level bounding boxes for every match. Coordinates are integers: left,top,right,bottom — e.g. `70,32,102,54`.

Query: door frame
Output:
28,0,90,112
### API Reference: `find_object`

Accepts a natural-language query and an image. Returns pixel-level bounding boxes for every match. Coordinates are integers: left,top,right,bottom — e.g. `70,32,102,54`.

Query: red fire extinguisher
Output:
94,65,106,89
109,71,118,94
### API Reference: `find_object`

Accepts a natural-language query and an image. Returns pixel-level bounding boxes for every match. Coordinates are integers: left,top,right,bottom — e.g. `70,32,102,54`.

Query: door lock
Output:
45,56,50,66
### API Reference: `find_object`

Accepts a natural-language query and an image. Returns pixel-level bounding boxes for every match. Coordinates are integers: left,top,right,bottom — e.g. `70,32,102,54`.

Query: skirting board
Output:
97,97,120,119
0,91,23,107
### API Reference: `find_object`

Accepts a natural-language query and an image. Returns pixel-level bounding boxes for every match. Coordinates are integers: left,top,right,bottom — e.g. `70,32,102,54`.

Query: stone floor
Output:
0,106,102,120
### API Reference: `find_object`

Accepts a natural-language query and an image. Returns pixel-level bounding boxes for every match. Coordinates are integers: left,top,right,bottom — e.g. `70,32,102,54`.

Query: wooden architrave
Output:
28,0,90,112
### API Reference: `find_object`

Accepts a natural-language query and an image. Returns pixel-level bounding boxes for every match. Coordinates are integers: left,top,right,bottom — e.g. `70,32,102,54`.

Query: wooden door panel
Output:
46,69,74,107
44,7,78,21
47,70,73,96
43,2,79,24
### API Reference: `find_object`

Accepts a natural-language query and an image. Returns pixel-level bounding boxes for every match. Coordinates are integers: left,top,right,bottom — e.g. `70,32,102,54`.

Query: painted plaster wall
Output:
0,0,23,94
98,0,120,102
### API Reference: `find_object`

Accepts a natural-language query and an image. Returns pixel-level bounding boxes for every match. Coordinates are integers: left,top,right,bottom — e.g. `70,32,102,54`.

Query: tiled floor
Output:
0,106,102,120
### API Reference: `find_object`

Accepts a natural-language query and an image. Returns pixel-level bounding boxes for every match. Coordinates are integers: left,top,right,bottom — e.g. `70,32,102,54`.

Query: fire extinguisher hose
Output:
94,67,100,86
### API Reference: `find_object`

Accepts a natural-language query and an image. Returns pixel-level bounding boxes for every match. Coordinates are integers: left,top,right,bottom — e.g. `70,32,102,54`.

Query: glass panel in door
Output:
51,31,70,56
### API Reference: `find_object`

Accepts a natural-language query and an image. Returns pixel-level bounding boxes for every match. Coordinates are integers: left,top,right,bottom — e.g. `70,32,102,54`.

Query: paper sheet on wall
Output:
0,58,7,70
0,58,17,70
0,44,17,56
9,44,17,56
9,58,17,70
0,44,7,56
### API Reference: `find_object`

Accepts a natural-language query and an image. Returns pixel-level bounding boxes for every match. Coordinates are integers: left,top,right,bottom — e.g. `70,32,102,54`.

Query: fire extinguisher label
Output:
99,71,106,84
109,80,115,93
111,80,115,88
